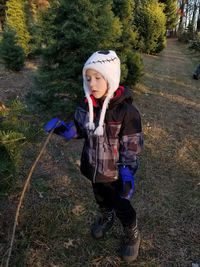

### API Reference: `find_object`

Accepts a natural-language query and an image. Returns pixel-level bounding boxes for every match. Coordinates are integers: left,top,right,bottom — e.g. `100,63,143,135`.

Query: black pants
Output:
92,179,136,227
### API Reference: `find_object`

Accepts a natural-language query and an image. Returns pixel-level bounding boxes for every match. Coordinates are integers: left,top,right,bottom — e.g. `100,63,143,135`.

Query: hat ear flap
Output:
85,93,95,130
94,95,111,136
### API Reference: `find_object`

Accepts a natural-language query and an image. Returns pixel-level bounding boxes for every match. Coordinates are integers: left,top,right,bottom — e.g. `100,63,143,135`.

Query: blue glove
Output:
119,165,135,200
44,118,76,141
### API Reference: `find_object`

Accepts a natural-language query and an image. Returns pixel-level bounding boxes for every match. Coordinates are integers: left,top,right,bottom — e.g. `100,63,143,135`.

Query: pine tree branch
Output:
0,137,26,144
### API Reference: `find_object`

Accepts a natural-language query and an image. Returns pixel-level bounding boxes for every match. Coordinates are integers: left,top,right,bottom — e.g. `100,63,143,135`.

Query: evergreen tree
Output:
25,0,50,55
33,0,121,114
0,0,7,30
112,0,143,86
0,30,25,71
134,0,166,54
112,0,137,51
6,0,31,55
160,0,178,30
29,0,50,13
27,0,50,23
0,100,30,193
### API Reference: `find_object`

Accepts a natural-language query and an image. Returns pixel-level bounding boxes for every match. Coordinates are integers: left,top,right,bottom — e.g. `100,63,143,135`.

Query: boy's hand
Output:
44,118,76,140
119,165,135,200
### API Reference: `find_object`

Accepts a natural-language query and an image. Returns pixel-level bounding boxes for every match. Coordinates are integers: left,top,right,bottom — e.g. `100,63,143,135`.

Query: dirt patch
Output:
0,59,39,103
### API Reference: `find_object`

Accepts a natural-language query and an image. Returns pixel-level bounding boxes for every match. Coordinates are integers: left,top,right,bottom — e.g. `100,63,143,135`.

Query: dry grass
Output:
0,39,200,267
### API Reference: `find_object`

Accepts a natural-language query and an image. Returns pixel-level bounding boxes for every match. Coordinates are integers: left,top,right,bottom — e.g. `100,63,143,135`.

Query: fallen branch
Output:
5,128,55,267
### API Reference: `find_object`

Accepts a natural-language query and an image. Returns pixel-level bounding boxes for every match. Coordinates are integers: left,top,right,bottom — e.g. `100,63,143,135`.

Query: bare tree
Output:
177,0,200,31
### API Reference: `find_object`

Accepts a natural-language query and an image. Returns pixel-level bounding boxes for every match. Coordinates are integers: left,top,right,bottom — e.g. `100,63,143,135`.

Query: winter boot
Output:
91,208,115,239
121,224,141,262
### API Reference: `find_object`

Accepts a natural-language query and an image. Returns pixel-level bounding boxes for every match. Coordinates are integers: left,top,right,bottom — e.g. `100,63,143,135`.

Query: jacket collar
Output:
84,86,125,108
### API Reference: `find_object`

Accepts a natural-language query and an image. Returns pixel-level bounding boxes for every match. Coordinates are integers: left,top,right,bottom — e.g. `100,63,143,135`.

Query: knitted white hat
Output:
82,50,121,136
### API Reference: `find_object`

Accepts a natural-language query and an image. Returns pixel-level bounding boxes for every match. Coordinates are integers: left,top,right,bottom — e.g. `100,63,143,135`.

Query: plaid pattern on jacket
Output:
74,86,143,183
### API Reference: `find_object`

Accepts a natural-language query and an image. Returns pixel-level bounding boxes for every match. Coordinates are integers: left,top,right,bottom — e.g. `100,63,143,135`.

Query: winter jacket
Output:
74,86,143,183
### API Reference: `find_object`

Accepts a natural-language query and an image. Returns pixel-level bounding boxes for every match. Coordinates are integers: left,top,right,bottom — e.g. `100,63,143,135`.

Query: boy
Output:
45,50,143,262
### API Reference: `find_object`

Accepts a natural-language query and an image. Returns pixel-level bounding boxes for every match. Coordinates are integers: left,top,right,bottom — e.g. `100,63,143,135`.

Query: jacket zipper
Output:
93,135,99,183
92,107,101,183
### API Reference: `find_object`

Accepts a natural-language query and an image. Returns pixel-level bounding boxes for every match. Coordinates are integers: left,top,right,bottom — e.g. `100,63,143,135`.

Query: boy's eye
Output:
86,76,101,81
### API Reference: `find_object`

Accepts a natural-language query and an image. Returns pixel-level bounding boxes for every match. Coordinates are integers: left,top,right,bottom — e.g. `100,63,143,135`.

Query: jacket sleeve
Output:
119,104,143,173
74,106,87,139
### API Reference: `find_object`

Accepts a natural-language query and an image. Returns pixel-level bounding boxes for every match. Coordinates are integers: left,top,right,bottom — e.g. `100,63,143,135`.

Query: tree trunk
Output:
191,1,198,31
178,0,185,33
197,6,200,32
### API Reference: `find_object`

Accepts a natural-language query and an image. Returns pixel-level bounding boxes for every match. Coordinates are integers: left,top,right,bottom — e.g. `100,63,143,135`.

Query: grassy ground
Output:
0,39,200,267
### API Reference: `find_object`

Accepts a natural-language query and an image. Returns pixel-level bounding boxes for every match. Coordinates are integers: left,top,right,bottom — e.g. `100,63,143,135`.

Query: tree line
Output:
0,0,178,110
176,0,200,52
177,0,200,33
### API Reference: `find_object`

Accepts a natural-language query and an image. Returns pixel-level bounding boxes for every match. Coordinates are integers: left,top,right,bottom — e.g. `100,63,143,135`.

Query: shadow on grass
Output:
2,118,199,267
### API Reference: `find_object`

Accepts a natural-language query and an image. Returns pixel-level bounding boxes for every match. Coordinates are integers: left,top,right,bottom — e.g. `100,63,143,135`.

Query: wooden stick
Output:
5,129,54,267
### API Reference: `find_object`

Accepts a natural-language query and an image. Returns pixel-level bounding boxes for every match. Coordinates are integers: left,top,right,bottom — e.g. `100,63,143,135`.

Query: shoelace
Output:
124,225,139,244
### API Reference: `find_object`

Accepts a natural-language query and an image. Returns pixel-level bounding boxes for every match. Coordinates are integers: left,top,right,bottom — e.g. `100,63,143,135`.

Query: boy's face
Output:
86,69,108,99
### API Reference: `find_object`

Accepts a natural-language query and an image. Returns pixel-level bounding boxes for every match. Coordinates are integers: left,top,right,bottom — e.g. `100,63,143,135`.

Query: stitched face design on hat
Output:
82,50,121,136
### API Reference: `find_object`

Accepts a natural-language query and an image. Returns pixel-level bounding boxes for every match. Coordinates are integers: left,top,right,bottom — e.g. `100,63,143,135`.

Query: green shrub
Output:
125,50,143,86
155,34,166,53
188,33,200,53
0,30,25,71
31,0,122,115
134,0,166,54
178,23,196,44
0,100,31,193
112,0,143,86
178,31,190,43
6,0,31,56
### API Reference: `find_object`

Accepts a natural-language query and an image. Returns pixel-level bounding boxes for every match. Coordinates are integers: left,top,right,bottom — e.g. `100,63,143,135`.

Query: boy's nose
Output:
89,77,96,87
